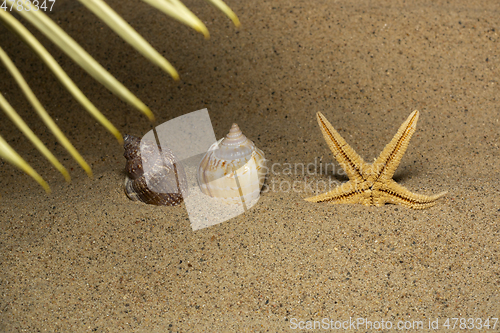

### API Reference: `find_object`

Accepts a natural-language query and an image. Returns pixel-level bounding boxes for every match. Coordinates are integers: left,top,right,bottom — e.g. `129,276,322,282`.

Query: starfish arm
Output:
371,110,419,182
304,181,371,205
316,112,369,183
372,179,447,209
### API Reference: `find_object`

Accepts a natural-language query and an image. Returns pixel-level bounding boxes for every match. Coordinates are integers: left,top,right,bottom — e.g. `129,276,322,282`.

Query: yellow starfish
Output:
305,110,447,209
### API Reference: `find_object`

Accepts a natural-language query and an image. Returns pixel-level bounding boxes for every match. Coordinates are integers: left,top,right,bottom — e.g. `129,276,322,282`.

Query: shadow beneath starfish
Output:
332,173,349,182
393,168,421,182
313,173,349,182
314,168,423,184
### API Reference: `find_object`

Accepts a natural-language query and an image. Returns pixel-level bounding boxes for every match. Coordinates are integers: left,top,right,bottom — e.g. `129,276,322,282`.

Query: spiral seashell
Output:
123,134,187,206
197,123,266,205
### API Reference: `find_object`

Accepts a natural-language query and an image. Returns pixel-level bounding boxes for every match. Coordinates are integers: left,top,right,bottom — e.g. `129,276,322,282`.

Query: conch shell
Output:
197,123,266,205
123,134,187,206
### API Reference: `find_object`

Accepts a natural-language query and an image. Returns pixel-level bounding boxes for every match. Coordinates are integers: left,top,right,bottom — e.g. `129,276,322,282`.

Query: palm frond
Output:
79,0,179,80
0,10,123,143
0,90,70,183
142,0,210,38
7,3,156,120
0,45,92,178
0,0,239,193
0,134,50,193
205,0,240,27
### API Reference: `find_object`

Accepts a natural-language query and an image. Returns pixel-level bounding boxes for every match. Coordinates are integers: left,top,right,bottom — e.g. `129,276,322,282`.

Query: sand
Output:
1,0,499,331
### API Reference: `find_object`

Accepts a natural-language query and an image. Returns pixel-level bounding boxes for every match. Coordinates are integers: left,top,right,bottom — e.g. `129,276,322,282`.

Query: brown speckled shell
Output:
123,134,187,206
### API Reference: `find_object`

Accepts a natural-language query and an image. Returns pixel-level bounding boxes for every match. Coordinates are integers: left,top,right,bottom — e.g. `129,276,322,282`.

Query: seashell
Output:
123,134,187,206
197,123,266,205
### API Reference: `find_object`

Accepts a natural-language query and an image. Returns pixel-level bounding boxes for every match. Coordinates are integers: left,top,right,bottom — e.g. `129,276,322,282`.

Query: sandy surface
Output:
1,0,499,331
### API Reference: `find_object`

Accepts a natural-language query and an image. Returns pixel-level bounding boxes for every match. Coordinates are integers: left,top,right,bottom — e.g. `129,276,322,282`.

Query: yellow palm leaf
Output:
0,0,239,193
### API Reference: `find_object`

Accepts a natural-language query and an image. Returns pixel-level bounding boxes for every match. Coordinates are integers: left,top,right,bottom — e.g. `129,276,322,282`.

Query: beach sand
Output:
1,0,499,331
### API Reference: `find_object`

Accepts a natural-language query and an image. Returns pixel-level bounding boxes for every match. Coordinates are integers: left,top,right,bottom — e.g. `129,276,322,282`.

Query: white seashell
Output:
197,123,266,205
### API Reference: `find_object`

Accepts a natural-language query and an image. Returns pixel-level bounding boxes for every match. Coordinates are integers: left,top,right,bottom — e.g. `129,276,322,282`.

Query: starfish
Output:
305,110,447,209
